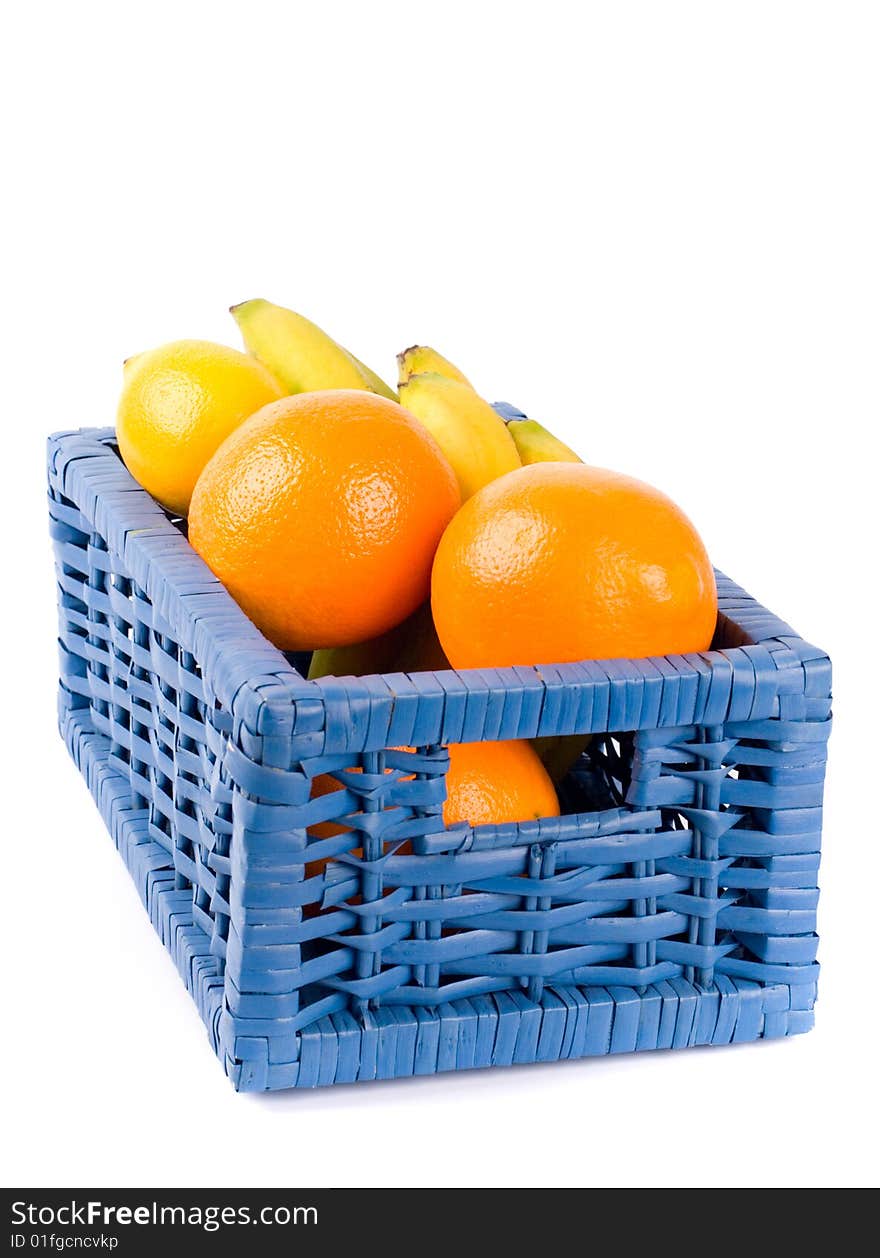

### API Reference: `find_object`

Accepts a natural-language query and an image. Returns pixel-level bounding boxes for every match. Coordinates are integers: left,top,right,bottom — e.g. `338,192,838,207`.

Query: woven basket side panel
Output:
49,474,235,978
214,741,450,1087
627,647,831,999
220,734,784,1087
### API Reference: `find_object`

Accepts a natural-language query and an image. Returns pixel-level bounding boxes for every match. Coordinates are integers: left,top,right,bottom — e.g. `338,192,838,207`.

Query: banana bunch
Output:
228,300,583,500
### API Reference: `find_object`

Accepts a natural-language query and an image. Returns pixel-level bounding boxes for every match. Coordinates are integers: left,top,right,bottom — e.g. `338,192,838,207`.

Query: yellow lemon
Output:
116,339,284,515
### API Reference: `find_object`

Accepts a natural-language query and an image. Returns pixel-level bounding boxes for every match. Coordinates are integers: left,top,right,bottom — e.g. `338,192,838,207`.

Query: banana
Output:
507,418,582,465
308,602,449,679
230,298,395,397
398,345,472,388
398,373,520,500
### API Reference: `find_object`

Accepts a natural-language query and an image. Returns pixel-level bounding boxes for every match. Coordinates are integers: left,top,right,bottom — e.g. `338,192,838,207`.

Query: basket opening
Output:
285,605,753,683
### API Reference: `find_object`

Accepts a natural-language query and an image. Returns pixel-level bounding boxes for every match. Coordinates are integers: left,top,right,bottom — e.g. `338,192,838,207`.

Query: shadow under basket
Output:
48,423,832,1092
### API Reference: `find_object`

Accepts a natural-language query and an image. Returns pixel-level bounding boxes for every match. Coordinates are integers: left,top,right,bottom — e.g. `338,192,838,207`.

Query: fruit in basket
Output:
442,739,560,826
397,373,520,501
432,462,717,668
308,738,559,842
506,417,582,465
231,298,396,399
397,345,472,388
116,340,285,516
188,390,460,651
308,601,449,680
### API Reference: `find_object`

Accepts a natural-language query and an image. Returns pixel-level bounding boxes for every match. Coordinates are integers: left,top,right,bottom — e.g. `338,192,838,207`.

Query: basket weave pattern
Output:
48,427,831,1091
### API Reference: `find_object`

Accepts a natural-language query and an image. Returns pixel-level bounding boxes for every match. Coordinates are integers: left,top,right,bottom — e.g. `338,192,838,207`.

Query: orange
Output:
188,390,461,651
308,739,559,838
116,339,285,515
431,462,717,669
442,739,560,826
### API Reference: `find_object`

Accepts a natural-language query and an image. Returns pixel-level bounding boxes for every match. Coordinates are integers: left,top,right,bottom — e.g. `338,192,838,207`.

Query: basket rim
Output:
48,426,830,752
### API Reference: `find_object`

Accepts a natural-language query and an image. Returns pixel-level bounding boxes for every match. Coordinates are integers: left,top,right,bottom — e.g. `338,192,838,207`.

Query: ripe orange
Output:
116,339,285,515
308,739,559,839
188,390,460,651
442,739,560,826
431,462,717,669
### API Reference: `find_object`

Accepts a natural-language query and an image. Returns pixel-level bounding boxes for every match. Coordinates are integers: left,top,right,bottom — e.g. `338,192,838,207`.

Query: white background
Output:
1,1,878,1189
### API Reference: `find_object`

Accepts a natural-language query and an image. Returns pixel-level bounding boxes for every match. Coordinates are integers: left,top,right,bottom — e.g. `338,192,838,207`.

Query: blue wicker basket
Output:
47,420,831,1092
